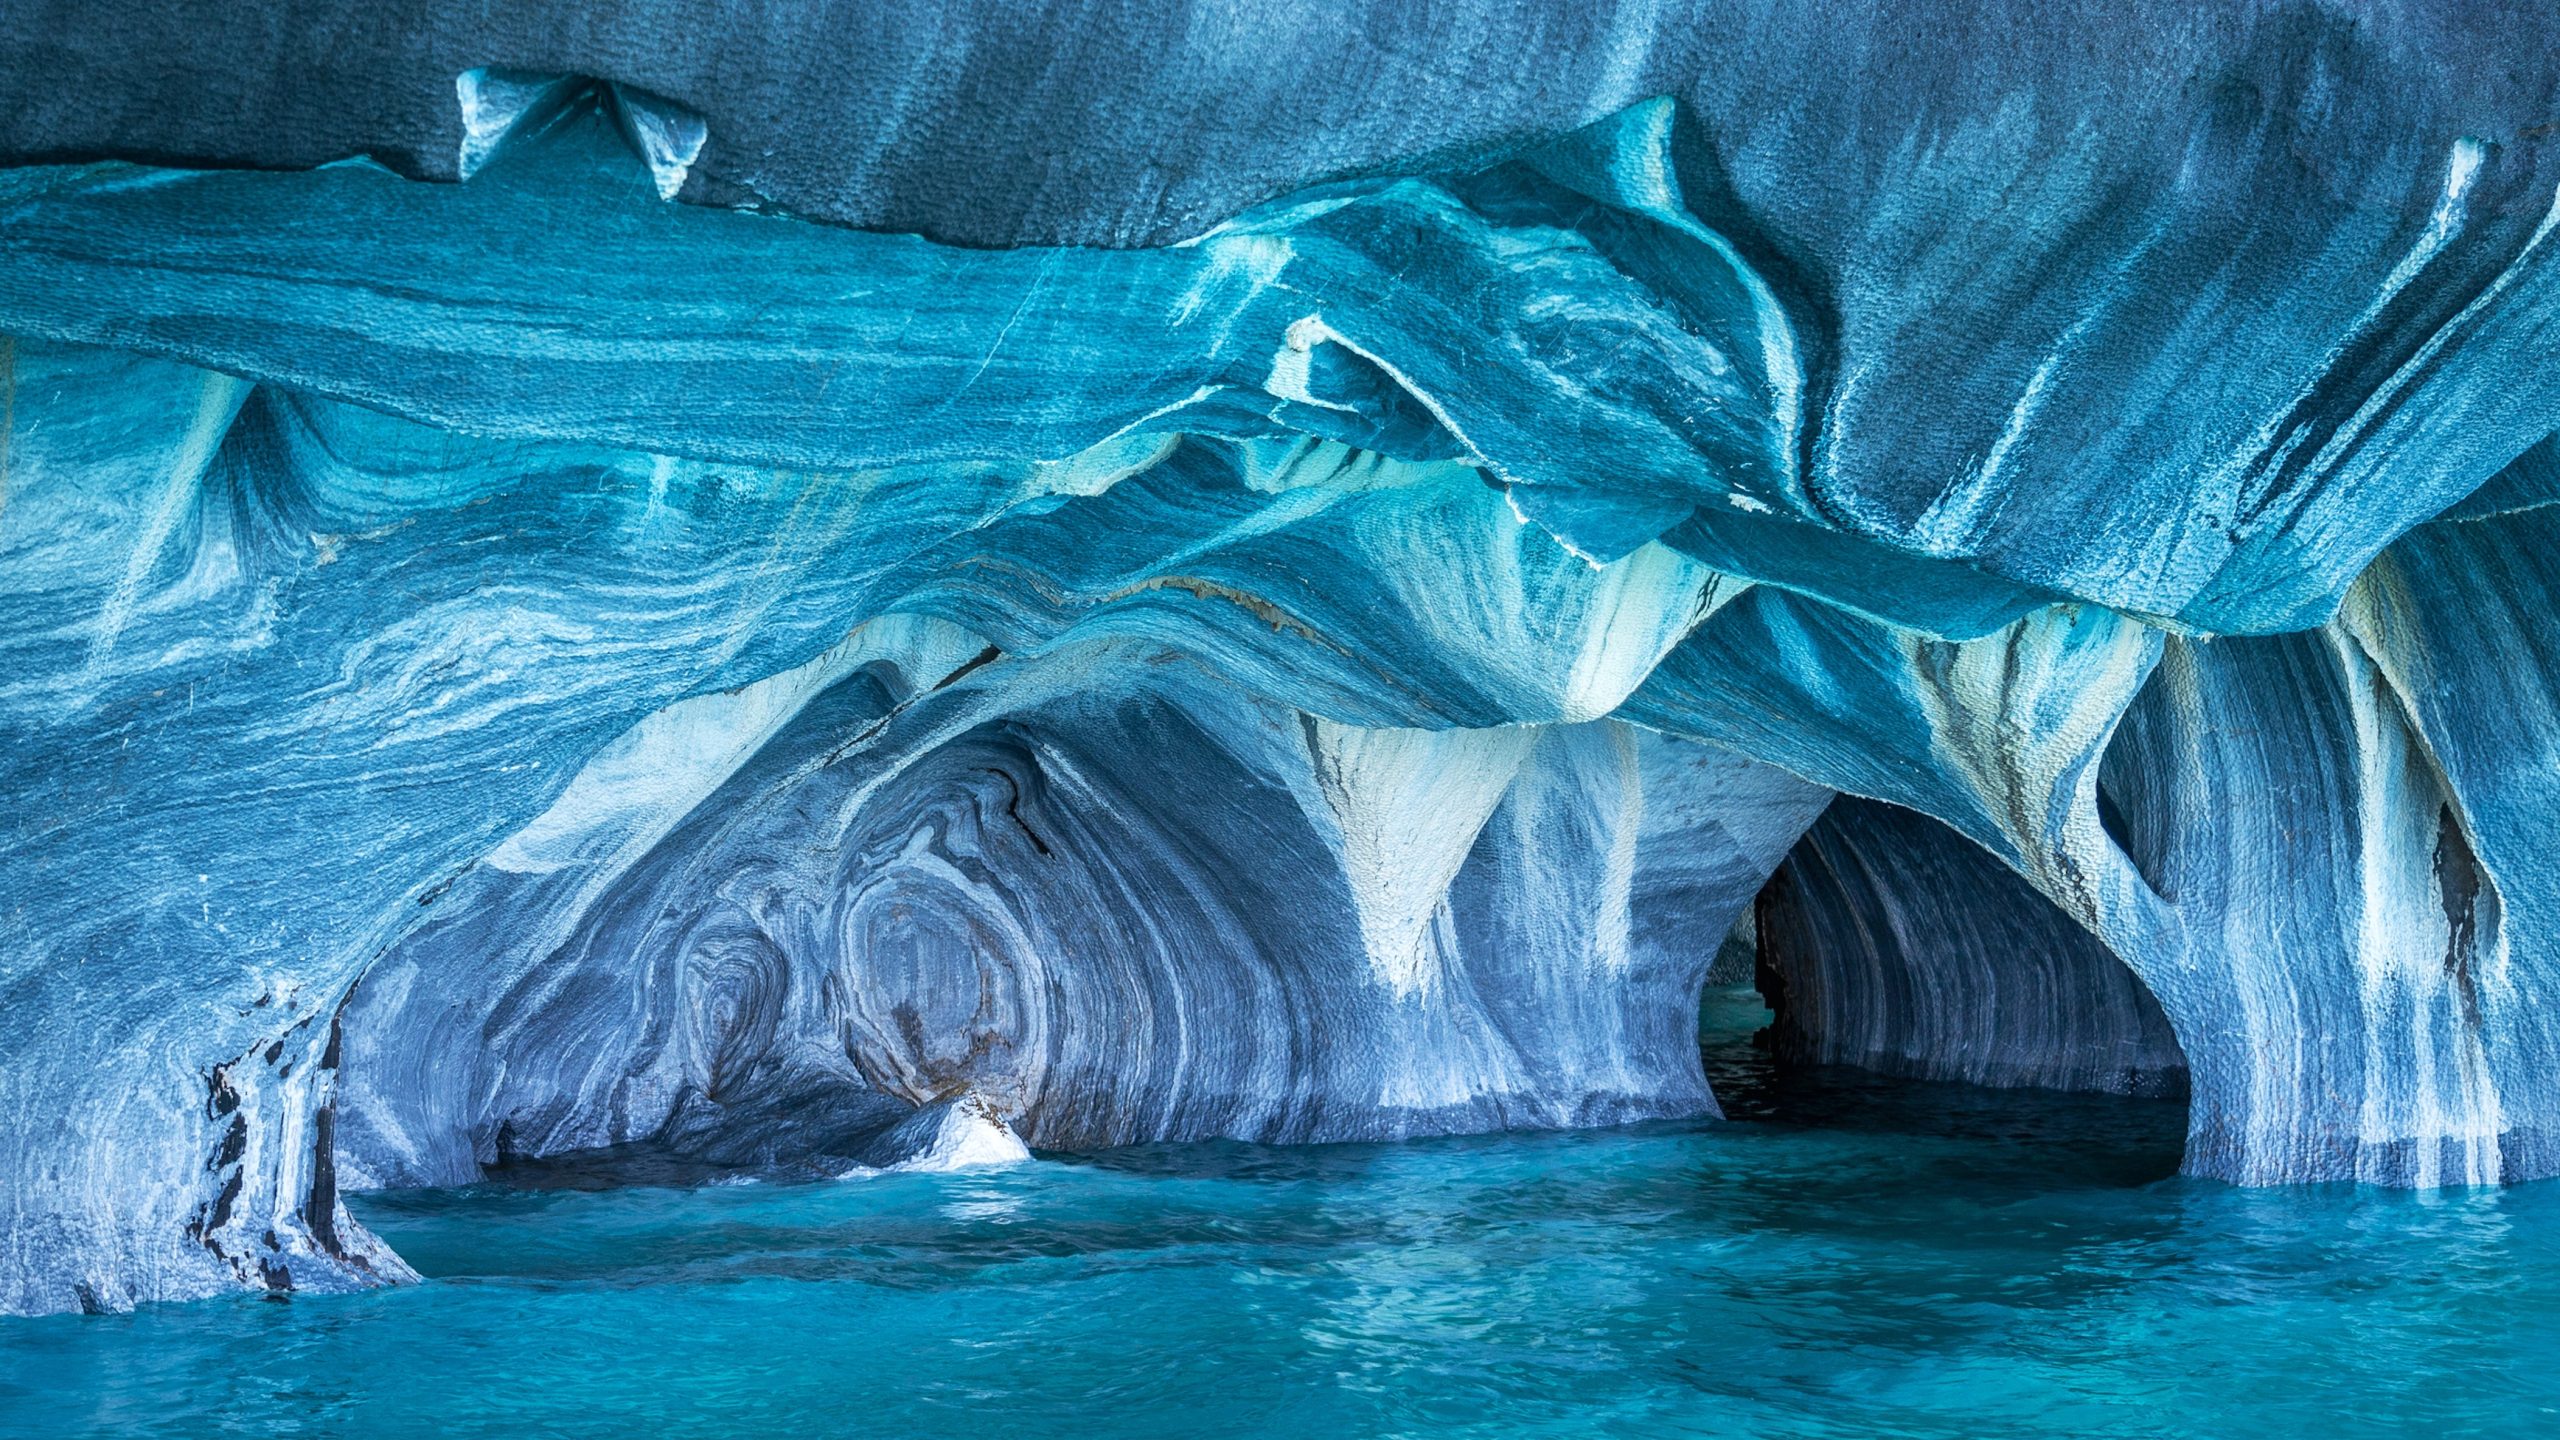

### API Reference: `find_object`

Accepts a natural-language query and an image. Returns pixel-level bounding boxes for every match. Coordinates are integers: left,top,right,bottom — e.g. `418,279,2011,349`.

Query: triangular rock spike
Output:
453,68,584,181
605,83,709,202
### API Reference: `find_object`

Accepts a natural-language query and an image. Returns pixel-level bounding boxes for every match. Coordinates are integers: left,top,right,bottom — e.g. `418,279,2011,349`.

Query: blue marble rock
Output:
1755,796,2189,1098
3,5,2559,1317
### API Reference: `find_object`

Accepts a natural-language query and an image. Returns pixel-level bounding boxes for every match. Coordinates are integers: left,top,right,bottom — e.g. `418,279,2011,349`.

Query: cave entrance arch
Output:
1706,795,2190,1169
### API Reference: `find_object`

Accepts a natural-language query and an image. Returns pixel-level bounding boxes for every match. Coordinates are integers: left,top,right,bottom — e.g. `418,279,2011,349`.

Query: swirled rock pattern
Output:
5,4,2560,1315
337,665,1827,1188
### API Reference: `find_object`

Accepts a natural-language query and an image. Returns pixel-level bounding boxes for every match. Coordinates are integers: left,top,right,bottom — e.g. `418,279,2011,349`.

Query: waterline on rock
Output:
10,993,2544,1439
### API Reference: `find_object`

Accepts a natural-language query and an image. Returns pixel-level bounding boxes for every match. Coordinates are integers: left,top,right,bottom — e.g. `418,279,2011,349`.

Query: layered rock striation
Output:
4,5,2559,1314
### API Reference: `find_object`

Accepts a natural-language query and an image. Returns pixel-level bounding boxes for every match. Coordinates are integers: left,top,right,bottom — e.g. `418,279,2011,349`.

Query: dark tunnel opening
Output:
1698,796,2191,1186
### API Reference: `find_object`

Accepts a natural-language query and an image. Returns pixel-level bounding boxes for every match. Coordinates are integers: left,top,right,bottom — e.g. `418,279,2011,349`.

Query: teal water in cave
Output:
4,989,2554,1439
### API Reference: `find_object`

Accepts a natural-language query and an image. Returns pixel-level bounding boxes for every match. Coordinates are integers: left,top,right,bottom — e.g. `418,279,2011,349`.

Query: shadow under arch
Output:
1745,794,2190,1105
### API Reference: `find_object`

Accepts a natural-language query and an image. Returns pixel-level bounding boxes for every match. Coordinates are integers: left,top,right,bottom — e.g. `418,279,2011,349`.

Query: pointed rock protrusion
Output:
454,68,583,180
456,70,706,201
848,1092,1032,1174
1504,484,1694,565
605,83,708,202
1302,718,1537,997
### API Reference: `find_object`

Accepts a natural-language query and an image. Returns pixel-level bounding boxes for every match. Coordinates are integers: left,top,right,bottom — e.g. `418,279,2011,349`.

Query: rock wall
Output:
4,8,2560,1312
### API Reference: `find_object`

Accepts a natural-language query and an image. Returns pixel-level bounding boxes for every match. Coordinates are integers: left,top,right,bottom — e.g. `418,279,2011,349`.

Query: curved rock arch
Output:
6,30,2560,1313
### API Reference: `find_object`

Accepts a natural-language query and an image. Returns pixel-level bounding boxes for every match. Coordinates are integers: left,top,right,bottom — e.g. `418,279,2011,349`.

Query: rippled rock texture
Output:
5,2,2560,1314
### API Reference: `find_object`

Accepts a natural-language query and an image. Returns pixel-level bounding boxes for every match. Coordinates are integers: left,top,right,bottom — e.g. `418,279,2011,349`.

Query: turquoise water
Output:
7,991,2558,1439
